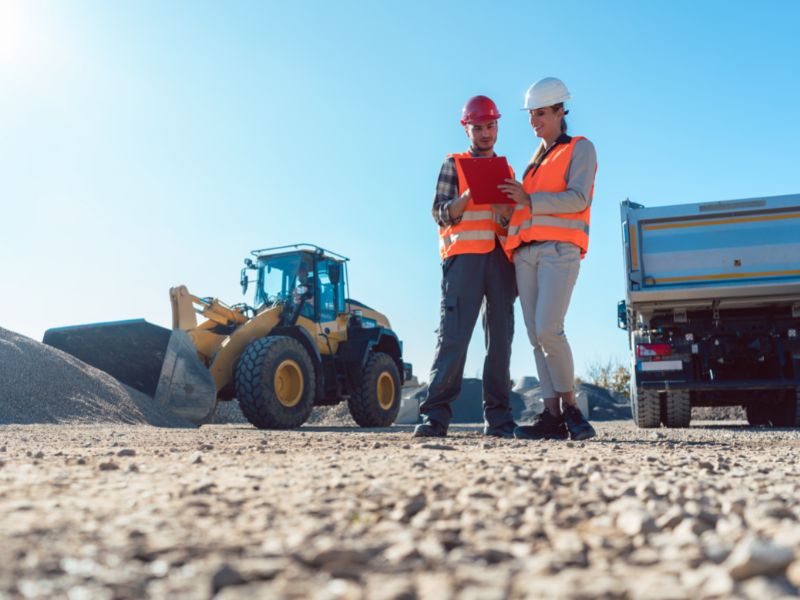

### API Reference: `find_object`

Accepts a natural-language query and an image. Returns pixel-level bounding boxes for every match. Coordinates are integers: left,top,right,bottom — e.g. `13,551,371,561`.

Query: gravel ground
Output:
1,421,799,599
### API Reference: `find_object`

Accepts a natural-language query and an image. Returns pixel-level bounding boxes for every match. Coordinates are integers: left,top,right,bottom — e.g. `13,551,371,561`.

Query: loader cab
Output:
250,246,348,323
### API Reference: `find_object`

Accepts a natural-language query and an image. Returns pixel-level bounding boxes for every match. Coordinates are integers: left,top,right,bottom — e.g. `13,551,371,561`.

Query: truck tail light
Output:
637,343,673,358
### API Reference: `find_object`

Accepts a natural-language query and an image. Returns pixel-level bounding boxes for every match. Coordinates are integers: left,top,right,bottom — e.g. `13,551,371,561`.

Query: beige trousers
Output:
514,241,581,398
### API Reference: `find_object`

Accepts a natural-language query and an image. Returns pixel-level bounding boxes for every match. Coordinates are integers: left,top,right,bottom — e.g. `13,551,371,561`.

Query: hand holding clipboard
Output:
455,157,515,205
454,156,528,219
497,178,530,207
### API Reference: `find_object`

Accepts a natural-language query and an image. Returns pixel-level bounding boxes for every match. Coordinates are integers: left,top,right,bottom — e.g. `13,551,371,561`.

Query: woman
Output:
498,77,597,441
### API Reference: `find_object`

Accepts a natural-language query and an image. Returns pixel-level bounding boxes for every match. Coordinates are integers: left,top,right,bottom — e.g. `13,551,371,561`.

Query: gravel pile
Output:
694,405,747,421
1,422,799,598
0,327,190,427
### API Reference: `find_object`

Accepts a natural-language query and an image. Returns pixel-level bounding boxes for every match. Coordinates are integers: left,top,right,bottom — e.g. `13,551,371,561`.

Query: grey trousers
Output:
420,244,516,428
514,241,581,398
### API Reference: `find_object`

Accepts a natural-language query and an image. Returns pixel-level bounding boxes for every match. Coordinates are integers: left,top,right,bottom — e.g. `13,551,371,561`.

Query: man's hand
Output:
448,189,471,220
498,178,530,206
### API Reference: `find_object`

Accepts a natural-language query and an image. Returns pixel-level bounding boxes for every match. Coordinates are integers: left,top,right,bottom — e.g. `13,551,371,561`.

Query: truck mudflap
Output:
154,330,217,424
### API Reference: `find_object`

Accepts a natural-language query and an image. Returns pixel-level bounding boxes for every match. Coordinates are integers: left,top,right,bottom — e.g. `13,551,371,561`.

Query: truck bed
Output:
621,194,800,308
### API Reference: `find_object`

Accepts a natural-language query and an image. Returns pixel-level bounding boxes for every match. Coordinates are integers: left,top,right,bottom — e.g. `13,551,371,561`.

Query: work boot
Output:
413,419,447,438
513,410,568,440
483,420,517,439
563,405,596,440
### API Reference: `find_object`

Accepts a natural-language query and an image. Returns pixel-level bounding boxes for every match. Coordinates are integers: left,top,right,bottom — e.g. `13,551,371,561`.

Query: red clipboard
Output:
454,156,515,205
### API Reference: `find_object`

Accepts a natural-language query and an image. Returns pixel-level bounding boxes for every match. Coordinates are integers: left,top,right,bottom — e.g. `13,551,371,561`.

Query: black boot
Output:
413,419,448,438
514,410,568,440
563,405,596,440
483,420,517,439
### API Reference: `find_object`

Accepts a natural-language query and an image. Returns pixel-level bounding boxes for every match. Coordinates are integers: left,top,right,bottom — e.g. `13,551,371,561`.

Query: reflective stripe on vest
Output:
438,152,512,259
504,136,594,259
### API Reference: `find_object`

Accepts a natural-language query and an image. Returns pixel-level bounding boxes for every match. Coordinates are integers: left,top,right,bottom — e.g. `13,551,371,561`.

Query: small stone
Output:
116,448,136,457
398,494,426,520
674,517,713,538
211,564,246,593
656,506,685,530
33,451,44,459
365,575,415,600
189,452,203,464
98,461,119,471
419,443,455,451
738,575,797,599
725,536,795,581
305,548,373,578
617,509,655,536
191,481,217,495
787,559,800,586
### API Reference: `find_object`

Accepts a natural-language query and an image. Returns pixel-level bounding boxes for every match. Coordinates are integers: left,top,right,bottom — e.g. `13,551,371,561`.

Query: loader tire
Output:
631,387,660,428
663,390,691,428
235,336,315,429
347,352,401,427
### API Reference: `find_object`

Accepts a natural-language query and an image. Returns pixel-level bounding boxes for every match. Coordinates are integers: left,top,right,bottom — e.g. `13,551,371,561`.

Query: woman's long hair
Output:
523,103,568,179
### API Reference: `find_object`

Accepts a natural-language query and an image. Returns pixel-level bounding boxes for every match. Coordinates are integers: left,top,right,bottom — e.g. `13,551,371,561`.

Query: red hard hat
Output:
460,95,501,125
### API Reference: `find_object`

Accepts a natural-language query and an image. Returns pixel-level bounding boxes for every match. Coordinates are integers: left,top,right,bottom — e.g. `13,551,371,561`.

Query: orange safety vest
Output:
504,136,595,259
438,152,512,259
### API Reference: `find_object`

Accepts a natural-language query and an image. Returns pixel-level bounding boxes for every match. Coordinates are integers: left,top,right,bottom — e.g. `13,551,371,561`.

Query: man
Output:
293,260,315,315
414,95,517,438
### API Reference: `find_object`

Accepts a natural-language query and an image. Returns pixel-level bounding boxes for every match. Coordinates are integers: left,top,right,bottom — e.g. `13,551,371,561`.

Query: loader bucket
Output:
154,329,217,424
43,319,171,396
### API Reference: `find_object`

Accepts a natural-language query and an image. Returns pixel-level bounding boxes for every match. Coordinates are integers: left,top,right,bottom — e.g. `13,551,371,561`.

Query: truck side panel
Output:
622,194,800,305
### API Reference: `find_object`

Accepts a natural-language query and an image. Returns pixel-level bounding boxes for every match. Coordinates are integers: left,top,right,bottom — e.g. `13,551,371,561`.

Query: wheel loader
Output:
44,244,411,428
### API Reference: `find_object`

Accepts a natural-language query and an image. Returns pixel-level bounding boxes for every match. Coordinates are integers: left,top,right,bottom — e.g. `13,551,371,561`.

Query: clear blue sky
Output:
2,0,799,384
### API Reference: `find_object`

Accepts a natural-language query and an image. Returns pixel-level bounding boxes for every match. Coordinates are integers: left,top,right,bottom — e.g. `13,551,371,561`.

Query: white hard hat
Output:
522,77,571,110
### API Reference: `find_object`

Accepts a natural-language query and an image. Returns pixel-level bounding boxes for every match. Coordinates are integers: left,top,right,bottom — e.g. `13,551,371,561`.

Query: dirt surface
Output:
2,422,800,599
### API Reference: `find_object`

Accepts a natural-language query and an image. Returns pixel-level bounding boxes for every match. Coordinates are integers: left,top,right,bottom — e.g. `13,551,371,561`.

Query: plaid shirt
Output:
432,149,509,228
431,155,462,227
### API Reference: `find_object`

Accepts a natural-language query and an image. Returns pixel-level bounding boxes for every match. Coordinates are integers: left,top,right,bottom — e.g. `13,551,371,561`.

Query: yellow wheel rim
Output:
377,372,396,410
274,359,303,408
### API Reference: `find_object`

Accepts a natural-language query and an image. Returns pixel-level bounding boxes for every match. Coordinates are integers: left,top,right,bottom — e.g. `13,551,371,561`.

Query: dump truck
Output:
44,244,411,428
618,194,800,428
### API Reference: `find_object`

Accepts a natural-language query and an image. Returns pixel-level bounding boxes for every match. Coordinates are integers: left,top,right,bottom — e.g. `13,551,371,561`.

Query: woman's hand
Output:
497,178,530,206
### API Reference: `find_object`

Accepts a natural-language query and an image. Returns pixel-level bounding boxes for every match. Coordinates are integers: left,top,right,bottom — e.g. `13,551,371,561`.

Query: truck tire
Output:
347,352,401,427
663,390,691,428
235,336,315,429
631,387,661,428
